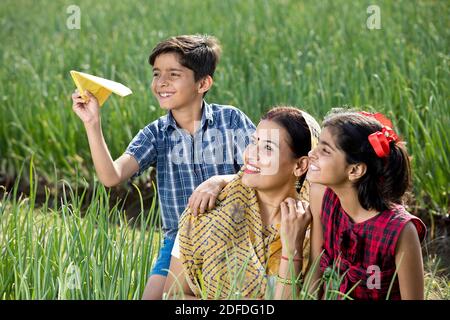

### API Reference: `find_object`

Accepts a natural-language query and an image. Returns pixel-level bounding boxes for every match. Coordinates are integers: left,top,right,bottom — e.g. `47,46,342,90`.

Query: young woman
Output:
163,106,321,299
308,109,426,300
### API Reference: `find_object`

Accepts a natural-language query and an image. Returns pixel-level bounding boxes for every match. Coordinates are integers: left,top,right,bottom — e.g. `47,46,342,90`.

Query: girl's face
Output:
307,126,351,186
241,119,308,192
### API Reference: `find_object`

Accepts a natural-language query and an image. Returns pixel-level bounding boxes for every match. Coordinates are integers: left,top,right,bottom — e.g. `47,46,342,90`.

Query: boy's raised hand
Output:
71,90,100,125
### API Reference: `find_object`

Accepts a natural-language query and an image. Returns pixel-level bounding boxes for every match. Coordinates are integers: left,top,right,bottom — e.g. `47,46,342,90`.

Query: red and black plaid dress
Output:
320,188,426,300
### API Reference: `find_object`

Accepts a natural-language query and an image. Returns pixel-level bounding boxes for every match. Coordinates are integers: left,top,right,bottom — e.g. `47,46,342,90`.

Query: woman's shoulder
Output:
216,170,252,202
180,173,251,228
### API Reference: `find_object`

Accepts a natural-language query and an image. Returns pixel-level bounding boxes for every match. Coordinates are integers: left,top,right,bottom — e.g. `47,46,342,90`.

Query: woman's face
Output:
241,119,308,192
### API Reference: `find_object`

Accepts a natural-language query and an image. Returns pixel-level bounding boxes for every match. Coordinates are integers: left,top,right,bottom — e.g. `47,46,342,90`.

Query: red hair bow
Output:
368,127,399,158
359,111,393,128
359,111,399,158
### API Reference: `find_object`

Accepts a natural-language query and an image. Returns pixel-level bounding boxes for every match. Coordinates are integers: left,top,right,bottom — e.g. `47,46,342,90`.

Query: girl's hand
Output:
280,198,312,257
71,89,100,125
188,175,227,216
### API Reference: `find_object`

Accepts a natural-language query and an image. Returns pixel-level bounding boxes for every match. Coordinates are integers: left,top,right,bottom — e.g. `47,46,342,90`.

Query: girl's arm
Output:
395,221,424,300
163,256,199,300
306,183,326,297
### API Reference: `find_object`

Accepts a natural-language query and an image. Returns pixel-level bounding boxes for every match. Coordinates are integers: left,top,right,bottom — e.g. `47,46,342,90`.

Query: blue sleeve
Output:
232,110,256,166
124,121,158,178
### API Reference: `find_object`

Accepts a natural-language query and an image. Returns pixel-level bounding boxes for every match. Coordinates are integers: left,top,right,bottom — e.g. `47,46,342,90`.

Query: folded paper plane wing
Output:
70,70,132,106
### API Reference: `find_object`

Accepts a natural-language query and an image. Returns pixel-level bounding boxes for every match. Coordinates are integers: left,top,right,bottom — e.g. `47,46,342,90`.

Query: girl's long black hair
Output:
323,108,412,212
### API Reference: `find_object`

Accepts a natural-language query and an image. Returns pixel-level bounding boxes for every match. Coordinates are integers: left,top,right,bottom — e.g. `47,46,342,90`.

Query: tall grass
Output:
0,161,161,299
162,249,450,300
0,0,448,214
0,161,448,300
0,0,448,300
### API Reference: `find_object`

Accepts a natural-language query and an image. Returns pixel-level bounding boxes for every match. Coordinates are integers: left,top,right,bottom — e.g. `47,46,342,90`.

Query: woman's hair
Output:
261,106,312,190
322,108,412,212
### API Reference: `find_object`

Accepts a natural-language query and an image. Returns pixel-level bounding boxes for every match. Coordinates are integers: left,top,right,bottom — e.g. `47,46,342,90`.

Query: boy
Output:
71,35,255,299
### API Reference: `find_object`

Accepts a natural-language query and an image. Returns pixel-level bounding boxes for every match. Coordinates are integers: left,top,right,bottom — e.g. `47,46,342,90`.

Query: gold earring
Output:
295,178,302,192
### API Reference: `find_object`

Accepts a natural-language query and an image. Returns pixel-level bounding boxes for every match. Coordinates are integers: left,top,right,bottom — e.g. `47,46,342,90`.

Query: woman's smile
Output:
244,163,261,174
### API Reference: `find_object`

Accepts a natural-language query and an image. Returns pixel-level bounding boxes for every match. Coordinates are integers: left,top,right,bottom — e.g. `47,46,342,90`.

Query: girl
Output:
308,108,426,300
164,106,321,299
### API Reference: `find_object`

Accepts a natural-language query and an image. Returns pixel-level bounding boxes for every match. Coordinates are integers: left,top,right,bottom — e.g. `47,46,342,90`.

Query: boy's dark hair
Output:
322,108,412,212
262,106,312,191
149,34,221,82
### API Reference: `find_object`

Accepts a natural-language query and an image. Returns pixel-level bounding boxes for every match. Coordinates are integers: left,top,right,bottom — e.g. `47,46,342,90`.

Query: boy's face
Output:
151,52,201,111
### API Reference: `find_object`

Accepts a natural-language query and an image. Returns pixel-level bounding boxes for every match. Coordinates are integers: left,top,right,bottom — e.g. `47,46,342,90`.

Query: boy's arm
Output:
188,174,237,215
72,90,139,187
84,122,139,187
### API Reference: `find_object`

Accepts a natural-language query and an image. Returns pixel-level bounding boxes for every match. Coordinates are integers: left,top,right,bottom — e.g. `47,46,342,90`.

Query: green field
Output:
0,0,449,299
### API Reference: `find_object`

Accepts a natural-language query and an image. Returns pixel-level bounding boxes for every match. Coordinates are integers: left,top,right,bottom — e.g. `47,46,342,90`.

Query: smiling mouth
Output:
309,164,320,171
244,163,261,174
158,92,175,98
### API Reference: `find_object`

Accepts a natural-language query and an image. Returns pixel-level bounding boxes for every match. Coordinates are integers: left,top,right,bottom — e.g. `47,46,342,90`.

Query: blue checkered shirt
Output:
125,101,255,240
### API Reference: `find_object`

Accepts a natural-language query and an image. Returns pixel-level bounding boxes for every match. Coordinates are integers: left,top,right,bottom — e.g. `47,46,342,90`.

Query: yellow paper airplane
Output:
70,70,132,106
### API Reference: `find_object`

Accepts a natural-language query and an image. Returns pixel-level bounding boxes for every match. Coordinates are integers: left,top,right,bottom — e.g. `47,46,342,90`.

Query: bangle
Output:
276,275,303,286
281,255,302,262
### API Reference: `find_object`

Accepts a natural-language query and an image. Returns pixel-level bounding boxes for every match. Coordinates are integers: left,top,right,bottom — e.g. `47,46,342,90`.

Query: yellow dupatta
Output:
178,173,311,299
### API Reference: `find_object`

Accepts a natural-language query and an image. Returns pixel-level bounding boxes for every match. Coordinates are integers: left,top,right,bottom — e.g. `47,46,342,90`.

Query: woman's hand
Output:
280,198,312,258
71,89,100,126
188,175,228,216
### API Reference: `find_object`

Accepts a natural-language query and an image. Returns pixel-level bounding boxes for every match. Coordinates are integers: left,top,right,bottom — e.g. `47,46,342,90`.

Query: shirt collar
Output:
162,100,214,131
201,100,214,127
